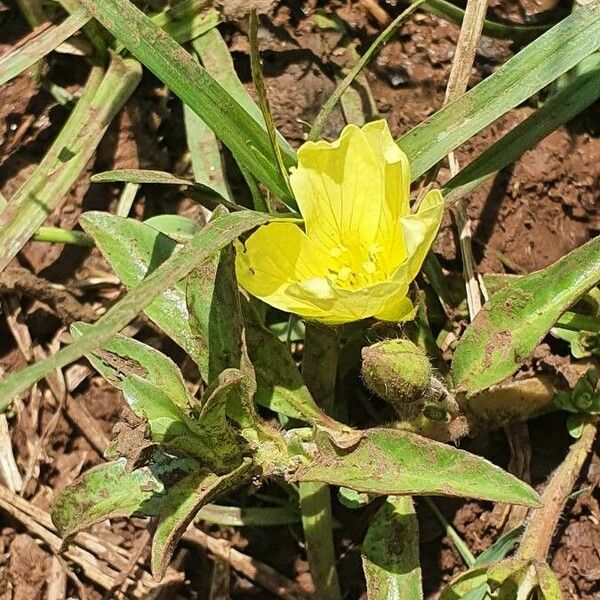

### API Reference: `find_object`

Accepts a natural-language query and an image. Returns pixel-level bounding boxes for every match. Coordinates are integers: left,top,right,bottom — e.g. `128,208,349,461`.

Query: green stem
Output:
299,481,341,600
309,0,427,140
0,55,141,272
423,497,475,567
299,322,341,600
303,322,340,415
415,0,554,43
195,503,300,527
32,227,93,246
556,311,600,333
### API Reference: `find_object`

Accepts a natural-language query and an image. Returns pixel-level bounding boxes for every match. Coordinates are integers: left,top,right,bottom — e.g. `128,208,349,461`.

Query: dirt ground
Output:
0,0,599,598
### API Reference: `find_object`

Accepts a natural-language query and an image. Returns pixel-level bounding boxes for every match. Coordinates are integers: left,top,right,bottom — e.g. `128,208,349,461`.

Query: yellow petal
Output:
399,189,444,281
375,294,416,322
290,122,393,250
235,222,330,316
292,280,410,325
361,120,411,219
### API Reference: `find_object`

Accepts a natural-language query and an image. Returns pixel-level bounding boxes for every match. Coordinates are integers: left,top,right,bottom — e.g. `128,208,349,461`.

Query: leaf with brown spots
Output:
452,236,600,395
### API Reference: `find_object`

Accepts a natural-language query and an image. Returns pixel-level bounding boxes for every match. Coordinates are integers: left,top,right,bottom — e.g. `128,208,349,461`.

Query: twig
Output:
103,528,152,600
65,395,111,455
517,419,598,561
0,266,97,324
182,528,310,600
441,0,489,319
0,414,23,492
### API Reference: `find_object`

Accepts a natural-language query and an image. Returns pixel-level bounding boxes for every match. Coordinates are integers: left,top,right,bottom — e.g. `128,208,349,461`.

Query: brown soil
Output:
0,0,599,599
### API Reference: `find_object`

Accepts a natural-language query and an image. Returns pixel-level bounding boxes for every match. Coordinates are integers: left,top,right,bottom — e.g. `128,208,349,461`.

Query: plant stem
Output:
423,497,475,567
299,322,341,600
0,55,141,272
32,227,93,246
517,418,598,561
303,322,340,415
308,0,427,140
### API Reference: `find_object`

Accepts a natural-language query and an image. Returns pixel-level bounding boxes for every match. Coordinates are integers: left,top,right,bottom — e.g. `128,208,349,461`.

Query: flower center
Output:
325,238,386,290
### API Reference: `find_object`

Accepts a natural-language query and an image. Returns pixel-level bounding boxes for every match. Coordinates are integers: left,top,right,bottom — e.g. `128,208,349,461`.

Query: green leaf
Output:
473,526,525,566
151,459,252,578
443,65,600,203
91,169,194,185
452,236,600,395
440,567,490,600
242,300,338,428
362,495,422,600
52,454,197,537
535,563,563,600
144,214,201,242
398,4,600,180
186,244,243,381
71,325,243,471
0,210,267,411
150,0,219,46
78,0,295,202
0,8,91,86
291,428,540,506
81,213,204,367
52,459,161,537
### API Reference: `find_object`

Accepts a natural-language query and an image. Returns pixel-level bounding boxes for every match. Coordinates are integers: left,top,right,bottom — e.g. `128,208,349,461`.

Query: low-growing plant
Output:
1,0,599,598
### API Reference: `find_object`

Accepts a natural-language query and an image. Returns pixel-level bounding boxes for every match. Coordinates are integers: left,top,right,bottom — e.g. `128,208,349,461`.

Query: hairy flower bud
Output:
361,339,432,416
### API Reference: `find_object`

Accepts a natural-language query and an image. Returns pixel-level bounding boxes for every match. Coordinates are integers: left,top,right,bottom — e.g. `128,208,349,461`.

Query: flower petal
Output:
361,120,411,219
374,294,416,322
288,280,411,325
290,122,392,250
235,222,329,316
399,189,444,281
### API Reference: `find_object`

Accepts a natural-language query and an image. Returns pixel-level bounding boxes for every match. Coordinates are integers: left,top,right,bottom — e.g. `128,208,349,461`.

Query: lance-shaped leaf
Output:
187,242,243,382
452,236,600,396
290,428,540,506
0,209,267,410
398,3,600,180
81,213,203,366
71,324,243,472
151,458,253,578
52,454,198,537
242,300,340,429
362,495,422,600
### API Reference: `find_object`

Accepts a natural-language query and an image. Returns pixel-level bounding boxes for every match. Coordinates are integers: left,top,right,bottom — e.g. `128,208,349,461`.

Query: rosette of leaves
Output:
51,211,540,579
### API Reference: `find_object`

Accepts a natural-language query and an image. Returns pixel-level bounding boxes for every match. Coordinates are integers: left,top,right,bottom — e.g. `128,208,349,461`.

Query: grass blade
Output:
398,2,600,180
299,482,341,600
309,0,427,140
78,0,296,203
0,55,141,272
418,0,553,42
0,8,90,86
0,210,268,411
443,65,600,203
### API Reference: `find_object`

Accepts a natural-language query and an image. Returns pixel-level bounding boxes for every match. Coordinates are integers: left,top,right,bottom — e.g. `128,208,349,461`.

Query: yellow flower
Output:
235,120,443,324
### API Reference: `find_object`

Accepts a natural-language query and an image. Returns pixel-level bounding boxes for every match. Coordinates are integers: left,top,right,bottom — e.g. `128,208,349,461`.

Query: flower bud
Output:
361,339,432,416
